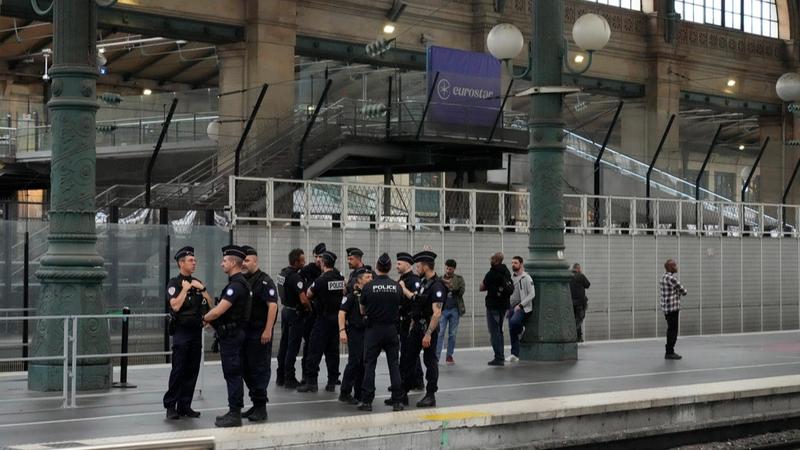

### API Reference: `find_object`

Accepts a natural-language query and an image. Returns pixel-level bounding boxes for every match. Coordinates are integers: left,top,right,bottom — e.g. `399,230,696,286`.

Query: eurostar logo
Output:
437,78,451,100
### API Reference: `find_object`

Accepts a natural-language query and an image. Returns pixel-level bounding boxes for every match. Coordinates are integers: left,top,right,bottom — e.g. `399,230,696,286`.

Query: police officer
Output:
276,249,310,389
240,245,278,423
359,253,405,412
337,267,372,404
299,243,336,387
163,246,214,420
203,245,252,427
298,250,345,393
399,250,446,408
397,252,424,391
346,247,372,294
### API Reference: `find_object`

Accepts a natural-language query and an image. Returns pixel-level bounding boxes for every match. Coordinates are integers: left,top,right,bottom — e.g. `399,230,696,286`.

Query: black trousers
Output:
399,318,424,387
219,328,246,410
340,327,364,399
163,326,202,410
242,325,272,406
303,315,340,385
573,304,586,339
361,324,403,403
401,321,439,394
664,310,680,354
276,308,303,382
300,311,315,378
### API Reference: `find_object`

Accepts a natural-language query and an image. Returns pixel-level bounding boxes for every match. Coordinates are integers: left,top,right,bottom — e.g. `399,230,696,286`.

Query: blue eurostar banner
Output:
427,46,502,127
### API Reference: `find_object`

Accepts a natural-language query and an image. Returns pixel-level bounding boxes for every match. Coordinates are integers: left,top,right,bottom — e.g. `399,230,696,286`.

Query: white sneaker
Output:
506,355,519,363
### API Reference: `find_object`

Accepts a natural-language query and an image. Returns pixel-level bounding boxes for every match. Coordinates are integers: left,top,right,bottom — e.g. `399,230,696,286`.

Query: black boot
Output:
357,402,372,411
275,377,285,387
214,409,242,428
178,407,201,418
297,381,318,393
392,402,404,412
284,378,300,389
325,382,337,392
165,406,179,420
247,405,268,422
339,393,359,405
416,393,436,408
385,393,409,406
241,405,256,418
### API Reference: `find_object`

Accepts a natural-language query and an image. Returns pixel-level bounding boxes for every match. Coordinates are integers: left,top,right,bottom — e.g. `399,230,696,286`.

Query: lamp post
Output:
776,73,800,227
29,0,112,391
487,1,610,360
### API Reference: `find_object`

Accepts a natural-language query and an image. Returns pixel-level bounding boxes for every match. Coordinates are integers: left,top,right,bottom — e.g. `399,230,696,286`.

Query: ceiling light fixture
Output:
727,79,736,87
143,88,152,96
739,144,745,150
383,23,396,34
574,54,585,64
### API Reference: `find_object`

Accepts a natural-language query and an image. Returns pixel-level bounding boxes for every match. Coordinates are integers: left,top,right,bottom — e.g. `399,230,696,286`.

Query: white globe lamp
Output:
776,73,800,102
572,13,611,52
487,23,524,61
206,120,220,142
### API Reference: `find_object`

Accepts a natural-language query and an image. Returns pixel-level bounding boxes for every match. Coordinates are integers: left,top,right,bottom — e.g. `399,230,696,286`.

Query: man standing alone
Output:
660,259,687,360
507,256,534,362
569,263,590,343
437,259,465,365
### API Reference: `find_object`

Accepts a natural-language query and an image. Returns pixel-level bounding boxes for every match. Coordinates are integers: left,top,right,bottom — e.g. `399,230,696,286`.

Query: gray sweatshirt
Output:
510,271,535,313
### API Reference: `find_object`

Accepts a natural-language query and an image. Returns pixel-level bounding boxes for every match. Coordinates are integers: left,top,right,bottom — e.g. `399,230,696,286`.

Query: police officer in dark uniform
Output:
298,243,333,387
346,247,373,294
359,253,405,411
399,250,446,408
397,252,424,391
203,245,252,427
240,245,278,423
276,248,310,389
337,267,372,404
163,246,214,420
297,250,345,393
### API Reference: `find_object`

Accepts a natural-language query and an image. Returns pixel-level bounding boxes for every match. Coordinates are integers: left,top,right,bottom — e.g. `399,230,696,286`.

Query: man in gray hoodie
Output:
507,256,534,362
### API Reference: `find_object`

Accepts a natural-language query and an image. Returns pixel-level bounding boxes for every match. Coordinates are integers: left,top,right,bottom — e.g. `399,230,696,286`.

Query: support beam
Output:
9,36,52,70
593,100,624,228
145,98,179,208
646,114,676,225
0,19,32,44
123,51,175,81
156,49,216,85
741,137,769,203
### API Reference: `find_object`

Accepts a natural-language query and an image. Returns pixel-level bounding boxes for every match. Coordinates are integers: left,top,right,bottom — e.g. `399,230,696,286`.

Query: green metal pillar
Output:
29,0,110,391
519,0,577,361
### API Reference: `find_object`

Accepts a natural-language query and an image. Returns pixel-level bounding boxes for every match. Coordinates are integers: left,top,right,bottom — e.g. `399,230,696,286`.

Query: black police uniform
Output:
339,287,365,401
398,269,424,389
300,268,344,390
401,272,447,401
214,271,252,415
276,265,306,386
242,269,278,412
163,271,207,415
298,260,322,380
360,273,405,407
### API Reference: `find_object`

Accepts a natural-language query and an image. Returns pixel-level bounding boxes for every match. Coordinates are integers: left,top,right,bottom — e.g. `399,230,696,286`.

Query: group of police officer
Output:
163,242,449,427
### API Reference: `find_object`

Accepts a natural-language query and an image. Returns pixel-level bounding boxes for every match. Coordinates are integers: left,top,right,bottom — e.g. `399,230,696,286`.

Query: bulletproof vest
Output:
172,276,204,328
277,266,299,308
246,270,274,326
315,271,345,317
415,275,446,321
300,262,322,285
217,273,252,326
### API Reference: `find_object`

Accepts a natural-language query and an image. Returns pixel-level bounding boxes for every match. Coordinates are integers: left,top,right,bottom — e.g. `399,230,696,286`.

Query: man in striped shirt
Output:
660,259,687,360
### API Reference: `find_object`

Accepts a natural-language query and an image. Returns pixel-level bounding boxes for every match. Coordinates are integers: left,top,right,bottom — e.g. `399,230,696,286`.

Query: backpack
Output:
497,275,514,302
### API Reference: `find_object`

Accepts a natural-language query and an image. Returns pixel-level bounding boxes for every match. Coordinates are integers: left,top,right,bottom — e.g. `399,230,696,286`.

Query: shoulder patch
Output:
269,288,275,297
262,280,268,285
297,281,304,290
414,281,420,289
226,288,234,296
436,290,443,298
341,296,347,305
168,286,176,296
277,275,285,285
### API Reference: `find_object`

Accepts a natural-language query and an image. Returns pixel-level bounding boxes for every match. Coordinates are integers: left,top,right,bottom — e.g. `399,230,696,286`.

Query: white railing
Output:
229,177,799,237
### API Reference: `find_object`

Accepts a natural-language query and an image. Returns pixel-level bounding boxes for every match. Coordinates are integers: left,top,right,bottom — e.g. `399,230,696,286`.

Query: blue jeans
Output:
507,307,526,357
436,308,460,360
486,308,505,361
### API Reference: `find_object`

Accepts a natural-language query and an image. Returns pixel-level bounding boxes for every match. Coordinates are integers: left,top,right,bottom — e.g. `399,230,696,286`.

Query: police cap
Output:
222,245,246,259
377,253,392,267
313,242,327,256
396,252,414,264
174,246,194,261
346,247,364,258
241,245,258,256
413,250,437,263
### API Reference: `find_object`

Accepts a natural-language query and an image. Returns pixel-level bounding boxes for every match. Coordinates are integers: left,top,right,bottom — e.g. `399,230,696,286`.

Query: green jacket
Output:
444,273,466,317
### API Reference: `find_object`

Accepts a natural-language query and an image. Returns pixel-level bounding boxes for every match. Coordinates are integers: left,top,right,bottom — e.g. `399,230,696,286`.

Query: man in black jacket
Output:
479,252,512,366
569,263,591,343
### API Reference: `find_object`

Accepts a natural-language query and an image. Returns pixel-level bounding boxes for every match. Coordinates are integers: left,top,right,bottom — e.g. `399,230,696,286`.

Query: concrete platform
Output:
3,332,800,448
